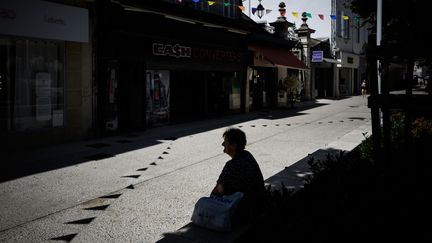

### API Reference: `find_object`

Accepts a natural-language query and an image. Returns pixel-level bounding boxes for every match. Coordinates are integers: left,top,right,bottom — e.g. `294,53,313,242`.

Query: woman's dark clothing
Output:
217,150,265,221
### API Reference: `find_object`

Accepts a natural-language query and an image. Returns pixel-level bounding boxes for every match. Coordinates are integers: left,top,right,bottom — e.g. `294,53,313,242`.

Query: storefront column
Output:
245,67,253,112
296,14,315,100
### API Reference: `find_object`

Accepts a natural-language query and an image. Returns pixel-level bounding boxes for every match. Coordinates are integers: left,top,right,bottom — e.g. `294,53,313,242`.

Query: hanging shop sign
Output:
311,51,323,62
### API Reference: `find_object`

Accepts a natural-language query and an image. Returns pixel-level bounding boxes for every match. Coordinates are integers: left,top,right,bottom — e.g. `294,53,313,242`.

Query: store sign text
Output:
153,43,242,62
44,15,66,25
192,48,241,62
153,43,191,58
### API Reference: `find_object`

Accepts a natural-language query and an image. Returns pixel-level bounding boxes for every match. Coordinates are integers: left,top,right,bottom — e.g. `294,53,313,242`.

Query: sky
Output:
241,0,332,38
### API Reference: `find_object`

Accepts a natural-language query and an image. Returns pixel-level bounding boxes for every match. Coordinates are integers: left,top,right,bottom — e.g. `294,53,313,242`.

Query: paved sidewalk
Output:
1,96,371,243
2,99,320,183
154,99,372,242
155,134,371,243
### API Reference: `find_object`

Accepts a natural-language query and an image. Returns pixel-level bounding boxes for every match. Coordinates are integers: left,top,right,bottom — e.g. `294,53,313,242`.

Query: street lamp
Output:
256,0,265,19
278,2,286,17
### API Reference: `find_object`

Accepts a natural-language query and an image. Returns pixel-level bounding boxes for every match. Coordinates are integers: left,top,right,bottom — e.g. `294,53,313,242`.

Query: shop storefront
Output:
0,0,90,150
312,58,341,98
147,41,246,125
97,2,248,131
247,44,307,110
0,38,65,131
338,52,359,96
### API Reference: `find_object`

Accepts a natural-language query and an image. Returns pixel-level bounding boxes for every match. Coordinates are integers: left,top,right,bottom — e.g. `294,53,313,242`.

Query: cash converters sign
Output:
153,43,191,58
152,43,242,63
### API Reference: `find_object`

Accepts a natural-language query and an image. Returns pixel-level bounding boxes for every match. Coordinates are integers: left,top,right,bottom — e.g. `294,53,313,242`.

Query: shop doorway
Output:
315,68,333,97
98,59,147,133
250,68,277,111
118,60,146,130
170,71,206,122
169,70,235,122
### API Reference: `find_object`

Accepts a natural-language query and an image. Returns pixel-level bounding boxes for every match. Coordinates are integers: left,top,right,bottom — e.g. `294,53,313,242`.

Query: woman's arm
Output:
210,183,224,196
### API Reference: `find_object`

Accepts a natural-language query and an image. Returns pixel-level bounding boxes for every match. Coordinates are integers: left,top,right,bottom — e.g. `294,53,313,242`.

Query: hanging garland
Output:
176,0,360,22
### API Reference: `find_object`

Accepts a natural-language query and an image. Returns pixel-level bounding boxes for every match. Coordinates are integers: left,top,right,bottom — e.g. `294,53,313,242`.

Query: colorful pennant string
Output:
355,16,360,23
173,0,359,21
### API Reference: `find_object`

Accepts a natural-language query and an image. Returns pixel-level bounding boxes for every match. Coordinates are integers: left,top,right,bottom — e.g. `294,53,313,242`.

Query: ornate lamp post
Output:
278,2,286,17
256,0,265,19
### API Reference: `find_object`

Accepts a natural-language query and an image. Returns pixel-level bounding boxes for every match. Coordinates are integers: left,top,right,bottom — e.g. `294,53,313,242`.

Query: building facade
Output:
95,0,251,132
95,0,306,133
0,0,92,151
331,0,370,97
1,0,306,150
281,0,371,99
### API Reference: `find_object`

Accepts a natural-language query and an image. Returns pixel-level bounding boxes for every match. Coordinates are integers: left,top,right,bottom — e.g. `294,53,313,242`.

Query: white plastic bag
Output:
191,192,244,232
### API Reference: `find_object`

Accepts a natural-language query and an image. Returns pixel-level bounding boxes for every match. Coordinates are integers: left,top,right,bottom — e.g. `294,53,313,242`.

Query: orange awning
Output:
251,45,308,70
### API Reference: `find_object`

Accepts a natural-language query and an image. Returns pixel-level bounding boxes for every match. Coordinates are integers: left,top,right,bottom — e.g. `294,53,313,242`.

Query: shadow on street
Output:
1,101,327,183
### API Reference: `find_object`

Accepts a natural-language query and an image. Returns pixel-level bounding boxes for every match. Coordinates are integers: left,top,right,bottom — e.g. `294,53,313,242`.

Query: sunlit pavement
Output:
0,95,371,242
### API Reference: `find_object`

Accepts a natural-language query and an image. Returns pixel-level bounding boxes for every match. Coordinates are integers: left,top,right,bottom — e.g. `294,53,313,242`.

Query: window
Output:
356,18,360,43
336,11,341,37
337,11,350,39
222,0,236,18
341,16,350,39
0,38,64,131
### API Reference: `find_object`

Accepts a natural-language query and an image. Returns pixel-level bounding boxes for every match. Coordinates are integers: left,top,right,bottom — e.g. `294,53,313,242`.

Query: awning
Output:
323,58,342,64
250,45,309,70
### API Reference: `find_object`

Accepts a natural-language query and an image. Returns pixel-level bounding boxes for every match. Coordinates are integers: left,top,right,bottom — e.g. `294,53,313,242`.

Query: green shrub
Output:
411,117,432,139
358,132,373,160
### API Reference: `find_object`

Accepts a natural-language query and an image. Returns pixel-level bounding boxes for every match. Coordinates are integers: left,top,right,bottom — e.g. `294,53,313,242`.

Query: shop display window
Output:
146,70,170,126
0,38,64,131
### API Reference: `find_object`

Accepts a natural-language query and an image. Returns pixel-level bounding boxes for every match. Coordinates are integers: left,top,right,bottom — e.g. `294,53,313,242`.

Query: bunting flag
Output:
173,0,358,21
355,16,360,23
